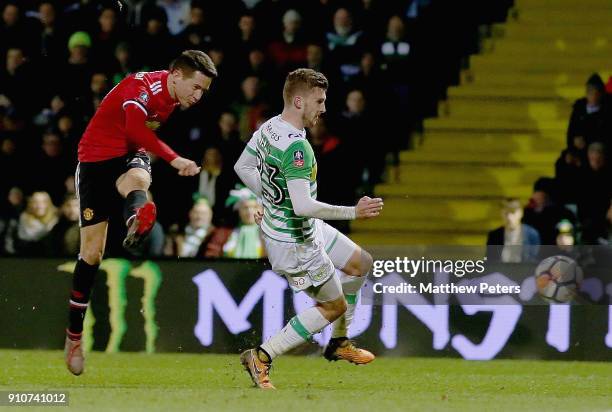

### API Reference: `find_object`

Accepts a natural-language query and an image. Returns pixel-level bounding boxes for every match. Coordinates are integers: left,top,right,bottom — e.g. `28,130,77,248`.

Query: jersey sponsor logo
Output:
288,133,302,139
138,91,149,105
83,208,94,221
293,150,304,167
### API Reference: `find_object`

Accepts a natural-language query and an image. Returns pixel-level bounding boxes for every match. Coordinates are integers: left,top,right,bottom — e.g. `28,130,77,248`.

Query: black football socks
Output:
67,257,99,339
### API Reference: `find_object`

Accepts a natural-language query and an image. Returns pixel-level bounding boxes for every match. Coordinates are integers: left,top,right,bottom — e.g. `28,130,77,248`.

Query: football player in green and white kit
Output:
235,68,384,389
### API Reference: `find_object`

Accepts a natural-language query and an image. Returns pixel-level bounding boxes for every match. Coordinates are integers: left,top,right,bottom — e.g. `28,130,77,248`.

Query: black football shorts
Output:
75,152,152,227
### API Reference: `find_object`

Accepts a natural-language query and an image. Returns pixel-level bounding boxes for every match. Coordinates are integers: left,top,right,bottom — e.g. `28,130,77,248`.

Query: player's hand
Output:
254,209,263,225
355,196,383,219
170,157,201,176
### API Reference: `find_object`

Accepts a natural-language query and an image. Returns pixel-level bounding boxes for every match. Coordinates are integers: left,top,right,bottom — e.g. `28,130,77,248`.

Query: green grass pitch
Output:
0,350,610,411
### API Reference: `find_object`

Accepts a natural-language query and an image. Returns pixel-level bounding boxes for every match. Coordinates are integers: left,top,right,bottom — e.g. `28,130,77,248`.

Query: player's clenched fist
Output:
170,156,201,176
355,196,383,219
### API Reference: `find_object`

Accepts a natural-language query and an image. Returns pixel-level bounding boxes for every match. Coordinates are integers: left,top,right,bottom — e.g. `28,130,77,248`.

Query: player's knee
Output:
119,169,150,193
344,249,373,277
361,250,373,275
80,248,103,265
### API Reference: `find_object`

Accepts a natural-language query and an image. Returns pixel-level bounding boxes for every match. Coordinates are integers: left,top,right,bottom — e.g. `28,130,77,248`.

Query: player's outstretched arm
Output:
234,148,262,197
124,105,199,176
170,157,201,176
287,179,383,220
124,105,178,162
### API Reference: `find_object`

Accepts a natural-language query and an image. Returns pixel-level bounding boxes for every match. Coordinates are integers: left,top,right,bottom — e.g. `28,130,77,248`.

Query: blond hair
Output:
23,191,58,225
283,68,328,105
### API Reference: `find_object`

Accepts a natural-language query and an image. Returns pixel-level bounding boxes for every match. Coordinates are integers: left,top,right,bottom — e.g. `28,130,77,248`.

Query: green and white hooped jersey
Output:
246,115,318,243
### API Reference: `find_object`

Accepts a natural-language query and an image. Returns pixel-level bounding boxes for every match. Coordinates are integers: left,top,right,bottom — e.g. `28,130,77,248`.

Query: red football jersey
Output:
78,70,179,162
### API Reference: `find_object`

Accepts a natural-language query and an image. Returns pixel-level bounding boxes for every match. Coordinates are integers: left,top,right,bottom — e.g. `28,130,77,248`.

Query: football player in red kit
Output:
65,50,217,375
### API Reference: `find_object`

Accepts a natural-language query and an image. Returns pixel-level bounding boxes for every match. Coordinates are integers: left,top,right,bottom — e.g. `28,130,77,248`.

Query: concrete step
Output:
439,103,570,121
420,133,564,152
488,40,612,57
515,0,612,9
447,85,573,100
349,231,488,246
396,164,553,185
355,217,501,233
367,197,517,220
463,71,602,88
400,150,558,165
495,24,612,40
440,98,571,118
376,182,533,198
424,116,566,132
469,55,612,73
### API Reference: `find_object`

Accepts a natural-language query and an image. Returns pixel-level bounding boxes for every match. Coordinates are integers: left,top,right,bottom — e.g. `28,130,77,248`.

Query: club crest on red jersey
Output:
293,150,304,167
138,91,149,105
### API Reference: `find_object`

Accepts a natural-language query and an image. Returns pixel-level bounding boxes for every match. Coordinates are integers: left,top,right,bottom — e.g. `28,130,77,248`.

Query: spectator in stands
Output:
221,186,265,258
326,8,365,80
197,147,235,224
177,1,215,51
578,142,612,243
0,2,37,57
0,47,38,117
210,111,243,168
486,198,540,263
0,136,20,198
6,191,58,255
34,130,73,205
48,194,80,256
523,177,575,245
231,76,269,139
33,94,66,128
157,0,191,36
62,31,95,104
380,15,415,147
242,48,275,88
0,187,24,255
135,7,174,69
37,1,66,62
84,72,110,118
111,42,138,85
599,200,612,245
554,147,583,205
337,89,380,188
93,6,124,67
555,219,575,248
567,74,611,150
175,198,214,257
306,43,324,72
233,13,261,67
268,9,307,73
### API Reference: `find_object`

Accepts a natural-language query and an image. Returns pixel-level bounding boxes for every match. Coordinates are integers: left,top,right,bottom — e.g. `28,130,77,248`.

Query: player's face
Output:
173,70,212,108
302,87,326,128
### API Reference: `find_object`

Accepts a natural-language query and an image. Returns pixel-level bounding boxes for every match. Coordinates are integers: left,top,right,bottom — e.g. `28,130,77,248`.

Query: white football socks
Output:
261,306,330,360
331,270,368,339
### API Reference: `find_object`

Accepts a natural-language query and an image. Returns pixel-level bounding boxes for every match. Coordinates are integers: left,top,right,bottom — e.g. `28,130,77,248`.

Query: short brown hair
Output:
170,50,217,79
283,68,328,104
502,198,522,212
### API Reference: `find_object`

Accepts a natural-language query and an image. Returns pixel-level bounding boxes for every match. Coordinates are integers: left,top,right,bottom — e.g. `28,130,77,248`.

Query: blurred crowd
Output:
0,0,511,257
488,73,612,260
